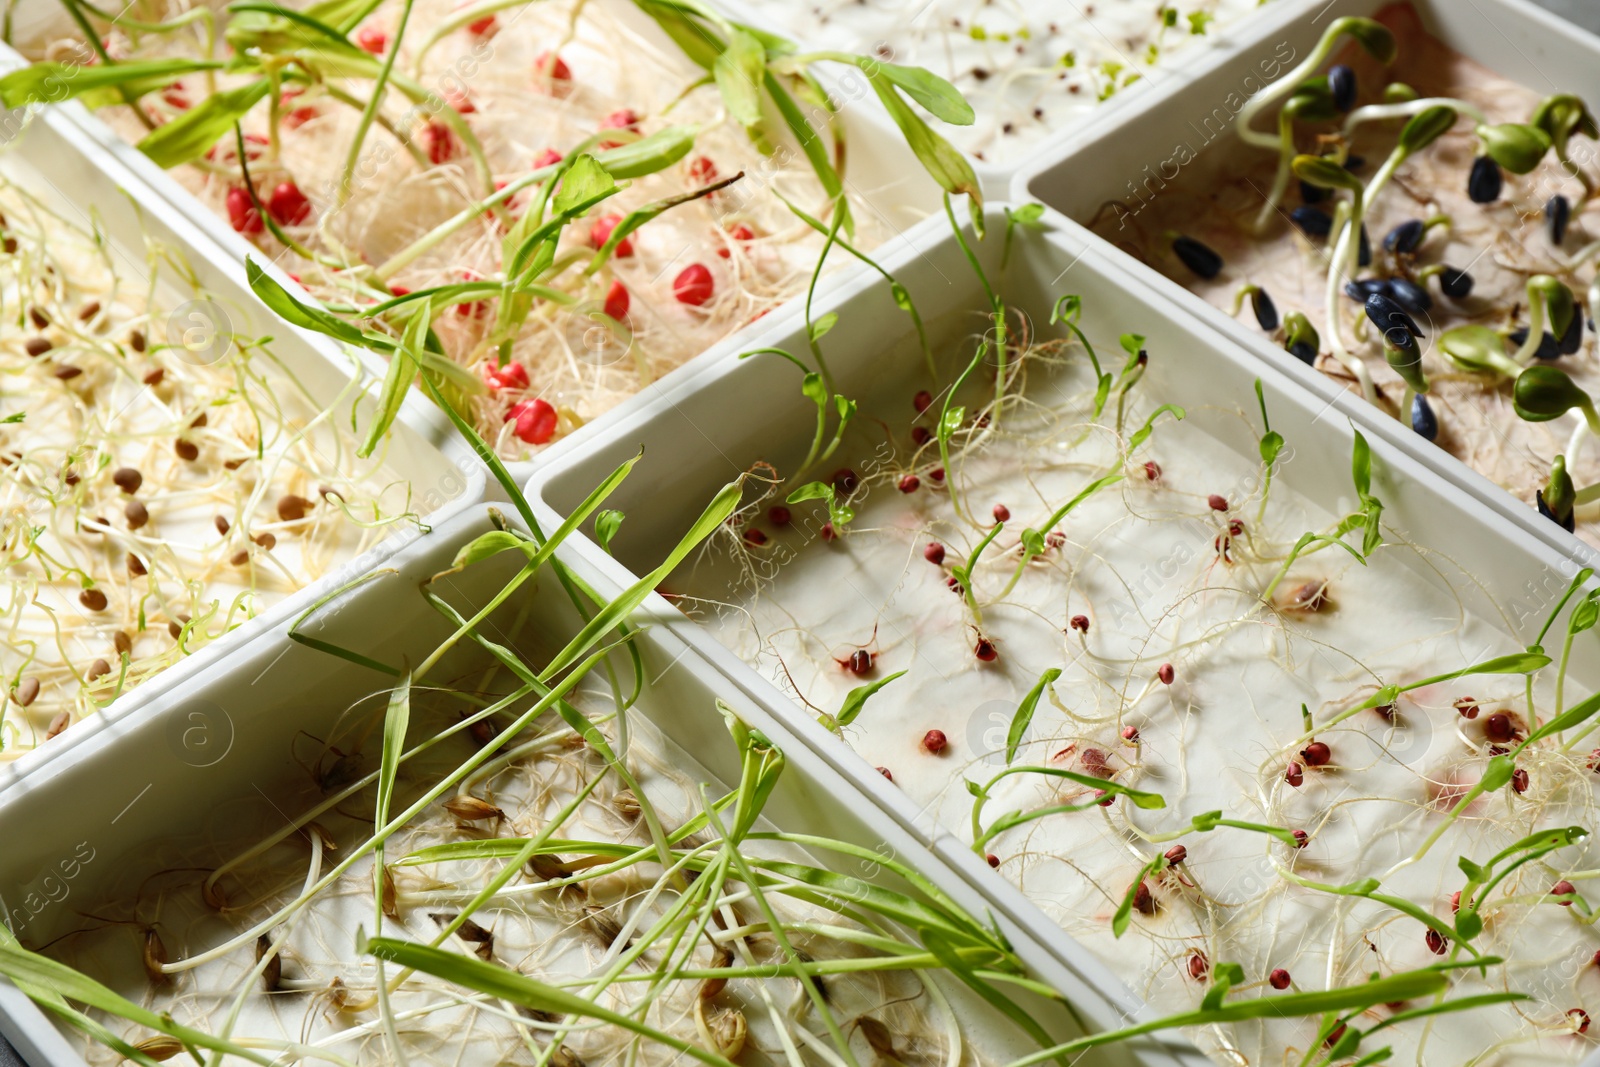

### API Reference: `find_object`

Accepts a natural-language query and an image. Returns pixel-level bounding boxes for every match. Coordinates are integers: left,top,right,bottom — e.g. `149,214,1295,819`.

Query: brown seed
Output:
46,710,71,739
253,532,276,550
190,411,207,428
277,494,313,522
256,935,282,992
142,367,163,385
78,300,100,322
168,616,189,640
52,365,81,380
112,467,143,494
858,1017,897,1057
528,853,575,882
2,237,16,254
79,588,108,612
443,795,505,822
1131,879,1155,915
319,484,344,502
142,929,171,985
114,631,132,655
230,550,250,566
215,515,230,535
127,552,147,577
223,457,245,470
922,729,948,754
1187,951,1208,980
700,946,735,1000
63,470,79,486
86,658,111,682
1164,845,1187,865
1485,713,1516,744
612,788,641,821
174,439,199,462
133,1036,185,1062
24,336,51,356
380,865,400,920
129,329,146,352
28,306,48,329
14,677,39,707
125,500,149,529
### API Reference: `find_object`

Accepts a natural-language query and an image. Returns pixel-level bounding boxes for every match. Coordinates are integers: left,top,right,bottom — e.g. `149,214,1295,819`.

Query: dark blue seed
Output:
1300,181,1327,204
1344,279,1391,302
1365,293,1425,338
1385,326,1420,353
1288,340,1317,365
1250,288,1279,331
1358,225,1372,267
1549,194,1571,245
1559,311,1584,355
1172,235,1223,279
1468,156,1502,203
1388,278,1433,315
1384,219,1425,255
1510,327,1561,361
1290,206,1333,238
1411,395,1438,441
1344,154,1366,173
1329,65,1357,112
1439,267,1474,299
1538,490,1576,533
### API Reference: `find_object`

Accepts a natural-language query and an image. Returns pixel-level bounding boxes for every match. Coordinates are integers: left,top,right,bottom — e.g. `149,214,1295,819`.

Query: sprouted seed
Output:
0,173,417,757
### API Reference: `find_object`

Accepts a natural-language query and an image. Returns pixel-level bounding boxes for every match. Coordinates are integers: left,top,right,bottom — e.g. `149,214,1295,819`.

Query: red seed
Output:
992,504,1010,522
768,506,791,525
928,467,945,483
877,766,893,782
267,181,311,226
986,853,1000,868
534,148,564,168
913,390,933,413
225,188,263,235
1121,724,1139,743
743,528,767,547
589,214,633,257
1324,1024,1346,1048
946,577,963,594
820,523,837,542
1425,929,1447,954
1593,950,1600,968
1157,663,1175,685
1285,762,1304,787
673,264,715,306
1292,829,1309,848
924,542,946,565
1227,519,1244,536
1207,494,1229,512
1570,1008,1591,1034
507,398,558,445
1094,789,1114,807
1512,768,1529,794
922,729,948,754
831,468,859,494
1485,713,1515,744
1131,880,1154,915
1070,614,1090,632
1553,880,1577,904
911,426,933,446
1300,741,1331,767
599,107,639,135
975,638,998,662
1451,891,1462,913
1269,968,1291,990
461,2,496,37
898,474,920,493
490,362,529,390
1187,952,1208,980
533,51,572,85
1164,845,1187,865
847,649,873,675
1046,530,1066,548
355,24,387,53
1454,697,1480,719
603,280,629,322
687,156,718,185
421,121,459,164
1144,461,1161,481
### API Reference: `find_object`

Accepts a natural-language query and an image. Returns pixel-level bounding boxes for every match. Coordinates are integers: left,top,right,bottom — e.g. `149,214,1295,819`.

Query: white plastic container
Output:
0,83,485,781
1016,0,1600,565
525,202,1600,1065
0,504,1208,1067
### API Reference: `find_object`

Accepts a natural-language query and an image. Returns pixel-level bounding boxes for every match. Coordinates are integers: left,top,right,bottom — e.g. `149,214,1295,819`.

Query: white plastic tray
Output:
1016,0,1600,567
0,82,485,784
524,201,1600,1065
0,503,1205,1067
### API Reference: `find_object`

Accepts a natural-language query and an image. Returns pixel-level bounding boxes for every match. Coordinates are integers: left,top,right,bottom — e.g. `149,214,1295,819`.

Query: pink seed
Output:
898,474,920,493
1269,968,1291,990
1070,614,1090,632
877,766,893,782
1553,880,1577,905
975,638,998,662
1121,724,1140,743
1144,461,1161,481
1300,741,1331,767
1450,891,1462,913
1207,494,1229,512
1164,845,1187,865
768,506,791,525
847,649,873,676
922,729,948,754
1292,829,1309,848
1454,697,1480,719
1187,952,1208,980
1285,762,1304,787
1157,663,1175,685
992,504,1010,522
924,542,946,565
1485,713,1515,744
1425,929,1447,955
913,390,933,412
986,853,1000,868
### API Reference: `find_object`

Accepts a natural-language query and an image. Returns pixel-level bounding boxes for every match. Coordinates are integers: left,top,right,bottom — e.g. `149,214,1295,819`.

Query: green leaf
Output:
1260,429,1284,465
1351,429,1372,498
835,670,907,729
786,481,834,506
594,509,625,553
452,531,524,569
0,58,222,109
552,154,616,216
360,298,429,457
1006,668,1060,764
0,413,23,424
592,124,698,179
137,80,271,168
869,61,975,125
375,671,411,832
809,312,838,341
1480,755,1516,792
1112,854,1163,937
1457,856,1486,882
246,259,368,346
867,72,981,207
713,28,767,131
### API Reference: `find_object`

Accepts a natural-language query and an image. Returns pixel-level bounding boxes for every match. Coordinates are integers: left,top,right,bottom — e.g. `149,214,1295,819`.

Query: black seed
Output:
1560,312,1585,356
1172,235,1223,279
1251,288,1280,331
1388,278,1434,315
1384,219,1425,255
1439,267,1474,299
1358,224,1372,267
1468,156,1502,204
1549,194,1572,245
1344,154,1366,173
1411,395,1438,441
1365,293,1424,338
1510,327,1561,361
1385,326,1421,353
1288,340,1318,365
1328,65,1357,112
1538,490,1577,533
1299,181,1327,204
1290,206,1333,238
